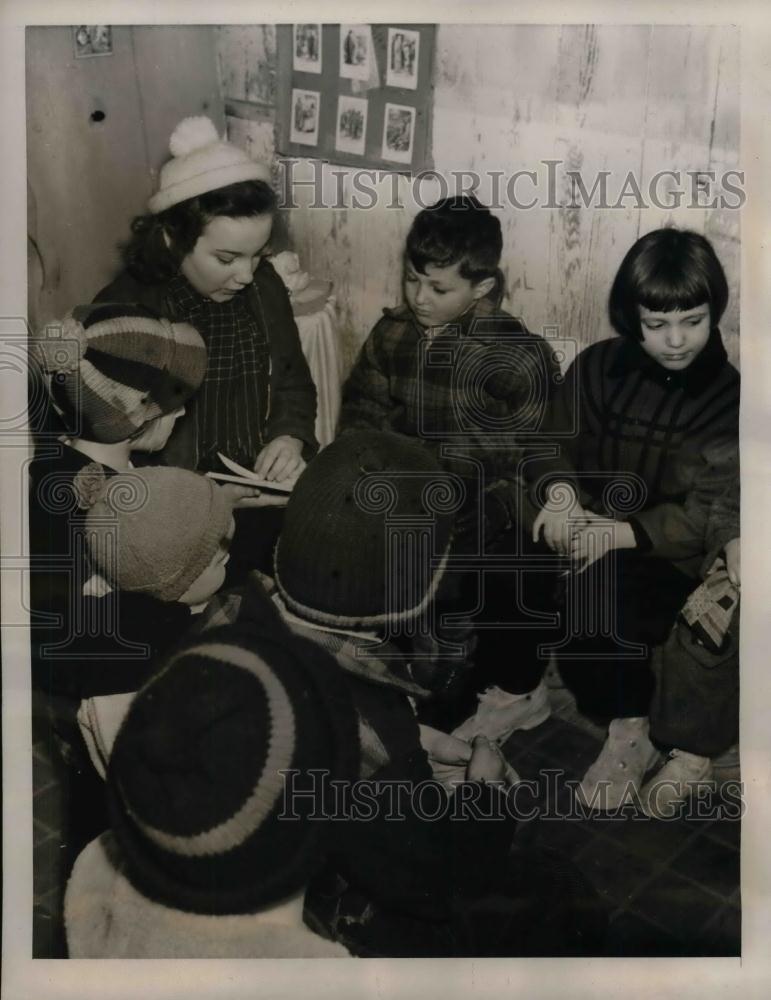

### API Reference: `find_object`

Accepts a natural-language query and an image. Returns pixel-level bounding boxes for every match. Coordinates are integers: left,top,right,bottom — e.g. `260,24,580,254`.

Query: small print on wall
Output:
293,24,322,74
336,96,368,156
290,89,321,146
382,103,416,164
73,25,113,58
386,28,420,90
339,24,372,81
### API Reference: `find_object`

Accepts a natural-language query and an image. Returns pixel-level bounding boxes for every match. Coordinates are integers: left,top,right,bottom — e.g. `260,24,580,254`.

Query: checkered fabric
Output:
166,274,270,470
339,296,560,527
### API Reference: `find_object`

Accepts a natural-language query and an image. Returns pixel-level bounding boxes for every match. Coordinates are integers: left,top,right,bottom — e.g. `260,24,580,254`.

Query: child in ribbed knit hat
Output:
29,301,209,655
65,619,359,957
28,303,212,859
232,431,580,957
72,463,236,776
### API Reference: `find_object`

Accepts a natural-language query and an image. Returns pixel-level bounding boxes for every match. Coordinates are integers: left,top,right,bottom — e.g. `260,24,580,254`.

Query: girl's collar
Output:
609,327,729,395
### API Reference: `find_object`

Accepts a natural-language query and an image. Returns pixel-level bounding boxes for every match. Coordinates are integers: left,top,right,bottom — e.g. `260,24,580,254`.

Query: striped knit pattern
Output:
106,622,359,914
528,332,740,575
126,643,296,856
38,303,207,443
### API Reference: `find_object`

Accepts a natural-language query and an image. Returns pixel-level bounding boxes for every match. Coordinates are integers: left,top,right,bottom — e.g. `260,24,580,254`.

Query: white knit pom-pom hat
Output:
148,116,272,214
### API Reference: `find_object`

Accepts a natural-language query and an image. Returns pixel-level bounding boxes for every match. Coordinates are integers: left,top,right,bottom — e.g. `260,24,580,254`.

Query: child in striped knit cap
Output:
29,303,213,861
29,300,208,630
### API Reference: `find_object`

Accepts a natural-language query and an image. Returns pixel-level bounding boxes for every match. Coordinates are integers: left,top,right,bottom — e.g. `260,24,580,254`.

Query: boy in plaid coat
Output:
339,196,561,734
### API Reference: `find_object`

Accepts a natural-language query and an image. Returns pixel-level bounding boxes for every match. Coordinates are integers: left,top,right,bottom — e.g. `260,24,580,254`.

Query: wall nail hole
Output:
90,110,106,123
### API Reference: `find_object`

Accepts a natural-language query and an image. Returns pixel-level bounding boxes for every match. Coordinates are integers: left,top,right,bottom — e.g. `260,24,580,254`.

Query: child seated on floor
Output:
29,302,208,692
72,463,235,775
519,227,739,813
241,430,606,957
338,195,561,735
643,475,740,818
29,304,210,863
64,620,359,957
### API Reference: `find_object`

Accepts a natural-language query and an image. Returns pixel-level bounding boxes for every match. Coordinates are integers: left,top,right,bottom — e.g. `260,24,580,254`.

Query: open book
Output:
205,452,295,494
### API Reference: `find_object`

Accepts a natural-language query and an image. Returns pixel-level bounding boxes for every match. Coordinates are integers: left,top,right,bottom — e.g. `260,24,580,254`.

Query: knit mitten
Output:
680,567,739,653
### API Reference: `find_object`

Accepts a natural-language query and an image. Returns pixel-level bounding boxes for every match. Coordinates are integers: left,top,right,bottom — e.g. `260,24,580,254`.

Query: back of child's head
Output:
609,227,729,339
274,430,459,628
74,463,233,603
31,302,206,443
406,195,503,284
106,618,359,915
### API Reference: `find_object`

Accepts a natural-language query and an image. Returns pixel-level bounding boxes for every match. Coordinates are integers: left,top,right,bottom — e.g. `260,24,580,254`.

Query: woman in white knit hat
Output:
94,116,318,495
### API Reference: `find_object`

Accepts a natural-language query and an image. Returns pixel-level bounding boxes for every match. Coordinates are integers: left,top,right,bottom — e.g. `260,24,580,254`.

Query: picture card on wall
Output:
293,24,322,73
290,88,321,145
340,24,372,81
386,28,420,90
73,25,113,57
382,103,416,164
335,96,368,155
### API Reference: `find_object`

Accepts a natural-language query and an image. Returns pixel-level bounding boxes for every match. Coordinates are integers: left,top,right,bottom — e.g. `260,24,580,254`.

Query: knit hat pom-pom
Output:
72,461,109,510
169,116,220,158
31,314,87,375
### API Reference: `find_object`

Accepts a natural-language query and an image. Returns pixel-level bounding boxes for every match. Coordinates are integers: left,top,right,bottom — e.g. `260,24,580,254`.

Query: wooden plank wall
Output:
27,26,224,328
226,24,742,373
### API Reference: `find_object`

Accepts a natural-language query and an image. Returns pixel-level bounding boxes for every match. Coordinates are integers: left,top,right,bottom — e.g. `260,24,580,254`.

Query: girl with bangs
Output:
522,227,739,811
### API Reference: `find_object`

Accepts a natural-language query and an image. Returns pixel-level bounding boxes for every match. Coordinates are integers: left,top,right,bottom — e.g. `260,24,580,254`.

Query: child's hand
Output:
419,725,473,765
219,482,289,509
466,735,508,784
533,482,582,554
570,515,636,573
724,537,740,587
254,435,305,483
419,725,473,788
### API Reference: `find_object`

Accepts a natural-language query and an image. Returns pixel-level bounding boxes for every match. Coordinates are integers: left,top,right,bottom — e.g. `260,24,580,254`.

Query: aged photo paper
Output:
2,1,771,998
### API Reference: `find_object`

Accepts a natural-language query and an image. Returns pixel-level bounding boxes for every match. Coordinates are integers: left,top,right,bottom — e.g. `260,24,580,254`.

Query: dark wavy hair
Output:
406,195,504,294
121,180,278,284
608,228,729,340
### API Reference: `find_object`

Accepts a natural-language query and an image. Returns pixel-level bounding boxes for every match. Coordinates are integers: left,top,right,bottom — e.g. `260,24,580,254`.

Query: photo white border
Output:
381,101,416,163
3,2,771,999
335,94,368,155
386,27,420,90
339,23,371,81
293,23,322,74
289,87,321,146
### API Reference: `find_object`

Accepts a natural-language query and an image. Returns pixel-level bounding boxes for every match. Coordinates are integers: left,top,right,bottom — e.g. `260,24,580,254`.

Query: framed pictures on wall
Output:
277,23,435,172
290,88,321,145
336,95,368,156
293,24,322,73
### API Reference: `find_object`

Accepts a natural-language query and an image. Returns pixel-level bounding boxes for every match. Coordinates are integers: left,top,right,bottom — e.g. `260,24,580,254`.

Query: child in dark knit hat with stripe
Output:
250,430,606,957
511,228,740,813
65,620,359,957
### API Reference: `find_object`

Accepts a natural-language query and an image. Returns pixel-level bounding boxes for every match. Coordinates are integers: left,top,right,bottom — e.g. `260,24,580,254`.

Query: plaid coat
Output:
339,296,560,527
525,331,740,577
